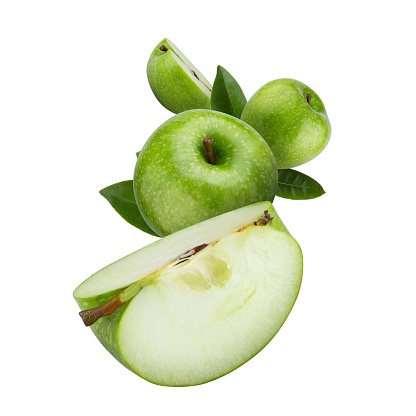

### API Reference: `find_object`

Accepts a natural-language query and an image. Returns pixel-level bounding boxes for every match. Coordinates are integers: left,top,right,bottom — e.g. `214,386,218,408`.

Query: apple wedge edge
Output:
73,201,303,386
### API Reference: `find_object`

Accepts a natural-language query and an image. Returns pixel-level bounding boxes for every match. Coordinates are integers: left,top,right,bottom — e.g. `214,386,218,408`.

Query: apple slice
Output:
74,202,302,386
147,38,212,113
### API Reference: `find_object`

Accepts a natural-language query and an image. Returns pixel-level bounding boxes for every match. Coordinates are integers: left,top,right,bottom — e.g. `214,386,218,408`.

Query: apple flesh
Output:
147,38,212,114
241,79,331,169
74,202,303,386
133,109,279,237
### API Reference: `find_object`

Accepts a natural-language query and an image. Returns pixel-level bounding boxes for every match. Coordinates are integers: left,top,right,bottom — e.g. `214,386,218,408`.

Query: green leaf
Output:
276,169,325,200
211,65,247,118
99,180,159,237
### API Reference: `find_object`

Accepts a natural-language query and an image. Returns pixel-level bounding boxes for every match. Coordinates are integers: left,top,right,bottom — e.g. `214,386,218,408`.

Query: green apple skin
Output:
147,38,211,114
241,79,331,169
74,202,303,386
133,110,279,237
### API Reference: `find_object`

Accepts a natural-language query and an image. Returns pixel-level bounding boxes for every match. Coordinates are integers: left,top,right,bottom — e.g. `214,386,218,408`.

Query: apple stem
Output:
79,295,126,327
159,45,168,52
203,137,215,165
306,93,312,105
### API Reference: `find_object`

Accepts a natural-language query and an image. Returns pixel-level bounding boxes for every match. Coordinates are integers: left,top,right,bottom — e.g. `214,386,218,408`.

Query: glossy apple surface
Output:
241,79,331,168
133,110,278,236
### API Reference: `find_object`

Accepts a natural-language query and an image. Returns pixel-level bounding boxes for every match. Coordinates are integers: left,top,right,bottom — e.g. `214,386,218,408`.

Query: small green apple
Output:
241,79,331,169
74,202,303,386
147,38,212,113
133,109,278,236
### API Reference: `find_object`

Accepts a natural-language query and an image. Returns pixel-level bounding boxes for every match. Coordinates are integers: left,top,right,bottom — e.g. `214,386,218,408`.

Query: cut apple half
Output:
74,202,303,386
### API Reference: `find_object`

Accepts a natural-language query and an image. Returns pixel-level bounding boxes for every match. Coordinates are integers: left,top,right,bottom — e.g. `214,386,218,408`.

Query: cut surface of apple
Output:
74,202,303,386
147,38,212,114
166,39,211,97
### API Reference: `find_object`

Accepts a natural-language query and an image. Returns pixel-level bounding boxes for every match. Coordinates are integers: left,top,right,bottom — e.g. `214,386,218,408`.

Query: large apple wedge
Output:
74,202,303,386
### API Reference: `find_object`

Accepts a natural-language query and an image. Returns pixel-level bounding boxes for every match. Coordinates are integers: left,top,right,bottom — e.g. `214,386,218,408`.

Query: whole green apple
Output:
147,38,212,114
241,79,331,169
133,110,278,236
74,202,303,386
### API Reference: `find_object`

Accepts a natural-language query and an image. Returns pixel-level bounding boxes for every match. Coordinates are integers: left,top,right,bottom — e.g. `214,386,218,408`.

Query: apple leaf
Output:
100,180,159,237
211,65,247,118
276,169,325,200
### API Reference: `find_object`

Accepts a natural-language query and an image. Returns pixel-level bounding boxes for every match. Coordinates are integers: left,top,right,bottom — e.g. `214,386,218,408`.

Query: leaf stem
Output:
306,93,312,105
203,137,215,165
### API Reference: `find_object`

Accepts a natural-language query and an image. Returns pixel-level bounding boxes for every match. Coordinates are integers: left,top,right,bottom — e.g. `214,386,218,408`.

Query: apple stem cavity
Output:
254,210,274,226
159,45,168,52
203,137,215,165
306,93,312,105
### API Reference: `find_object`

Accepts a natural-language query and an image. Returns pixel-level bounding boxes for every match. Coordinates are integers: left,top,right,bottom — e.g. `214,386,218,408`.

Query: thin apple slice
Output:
147,38,212,113
165,39,212,98
74,202,302,386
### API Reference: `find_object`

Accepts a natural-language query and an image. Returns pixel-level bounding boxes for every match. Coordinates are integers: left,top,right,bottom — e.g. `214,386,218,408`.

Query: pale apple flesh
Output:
147,38,212,113
164,39,211,97
74,202,302,386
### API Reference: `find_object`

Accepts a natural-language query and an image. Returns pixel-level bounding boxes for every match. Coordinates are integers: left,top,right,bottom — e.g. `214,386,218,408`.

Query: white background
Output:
1,1,415,415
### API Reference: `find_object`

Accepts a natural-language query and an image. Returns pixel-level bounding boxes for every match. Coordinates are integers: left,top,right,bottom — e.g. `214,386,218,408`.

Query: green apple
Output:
74,201,303,386
133,109,278,237
147,38,212,113
241,79,331,169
